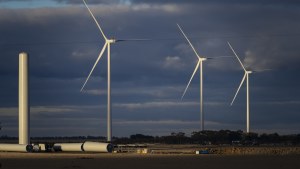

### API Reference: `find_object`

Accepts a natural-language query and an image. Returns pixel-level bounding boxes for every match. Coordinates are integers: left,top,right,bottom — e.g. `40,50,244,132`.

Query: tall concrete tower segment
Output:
19,52,30,144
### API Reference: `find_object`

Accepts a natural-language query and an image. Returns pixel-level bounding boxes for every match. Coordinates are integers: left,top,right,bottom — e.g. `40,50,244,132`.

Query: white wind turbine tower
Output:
81,0,148,142
228,42,252,133
177,24,207,131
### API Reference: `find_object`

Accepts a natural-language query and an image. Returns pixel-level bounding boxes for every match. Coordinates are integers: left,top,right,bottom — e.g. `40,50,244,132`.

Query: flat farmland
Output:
0,152,299,169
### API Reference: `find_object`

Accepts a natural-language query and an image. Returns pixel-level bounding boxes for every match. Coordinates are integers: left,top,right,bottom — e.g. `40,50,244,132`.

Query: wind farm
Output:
0,0,300,168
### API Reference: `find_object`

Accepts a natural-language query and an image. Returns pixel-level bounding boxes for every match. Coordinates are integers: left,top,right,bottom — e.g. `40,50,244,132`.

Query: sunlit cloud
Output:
163,56,186,70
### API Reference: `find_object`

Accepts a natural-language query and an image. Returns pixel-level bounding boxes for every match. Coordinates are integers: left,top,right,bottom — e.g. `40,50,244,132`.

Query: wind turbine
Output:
227,42,253,133
81,0,148,142
177,24,208,131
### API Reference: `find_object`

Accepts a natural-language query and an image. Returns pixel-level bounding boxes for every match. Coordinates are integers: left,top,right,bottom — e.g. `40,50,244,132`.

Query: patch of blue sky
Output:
0,0,67,9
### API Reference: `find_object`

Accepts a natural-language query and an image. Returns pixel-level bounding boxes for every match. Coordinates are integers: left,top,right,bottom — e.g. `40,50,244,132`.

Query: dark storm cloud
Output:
0,0,30,2
0,0,300,136
51,0,300,5
55,0,121,4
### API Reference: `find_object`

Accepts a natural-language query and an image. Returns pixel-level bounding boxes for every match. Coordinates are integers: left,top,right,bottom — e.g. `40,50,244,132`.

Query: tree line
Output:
114,130,300,145
1,130,299,145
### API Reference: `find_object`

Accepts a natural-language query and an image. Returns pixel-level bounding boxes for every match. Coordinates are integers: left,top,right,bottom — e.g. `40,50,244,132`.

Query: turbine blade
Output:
177,24,201,60
227,42,246,72
206,56,233,59
82,0,107,40
231,73,247,106
181,61,200,100
116,39,152,42
81,42,108,92
252,68,272,73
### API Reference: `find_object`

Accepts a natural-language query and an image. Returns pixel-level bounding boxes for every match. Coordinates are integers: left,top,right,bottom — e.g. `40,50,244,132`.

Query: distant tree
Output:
269,133,280,143
296,134,300,145
228,130,243,142
161,132,190,144
242,132,259,145
113,137,131,144
200,130,218,144
129,134,154,143
259,133,270,143
191,130,244,145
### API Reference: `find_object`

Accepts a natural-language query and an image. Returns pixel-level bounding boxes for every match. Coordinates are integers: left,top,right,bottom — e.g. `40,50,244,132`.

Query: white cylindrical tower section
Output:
53,143,84,152
82,141,113,153
19,52,30,145
0,144,33,152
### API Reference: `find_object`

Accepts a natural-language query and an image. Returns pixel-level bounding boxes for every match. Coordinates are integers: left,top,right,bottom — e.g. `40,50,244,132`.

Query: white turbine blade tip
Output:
177,24,201,60
180,61,200,101
82,0,107,40
181,92,187,100
231,73,247,105
181,91,187,100
80,86,85,92
177,23,181,29
180,96,184,101
227,42,247,72
80,79,89,92
80,43,107,93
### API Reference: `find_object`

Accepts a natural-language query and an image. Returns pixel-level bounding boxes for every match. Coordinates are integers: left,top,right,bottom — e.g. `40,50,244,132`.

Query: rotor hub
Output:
107,39,116,43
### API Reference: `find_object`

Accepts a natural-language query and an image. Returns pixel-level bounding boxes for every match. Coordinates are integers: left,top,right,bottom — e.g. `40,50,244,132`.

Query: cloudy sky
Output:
0,0,299,137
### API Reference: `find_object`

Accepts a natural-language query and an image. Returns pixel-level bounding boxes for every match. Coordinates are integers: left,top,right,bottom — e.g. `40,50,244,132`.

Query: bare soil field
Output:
0,152,299,169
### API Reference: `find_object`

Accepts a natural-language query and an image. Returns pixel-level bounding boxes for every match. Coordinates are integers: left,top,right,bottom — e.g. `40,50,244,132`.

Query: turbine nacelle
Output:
246,70,252,74
107,39,116,44
200,58,207,61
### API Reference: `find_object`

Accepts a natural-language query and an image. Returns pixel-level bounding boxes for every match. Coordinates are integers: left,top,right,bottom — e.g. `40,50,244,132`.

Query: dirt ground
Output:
0,152,299,169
